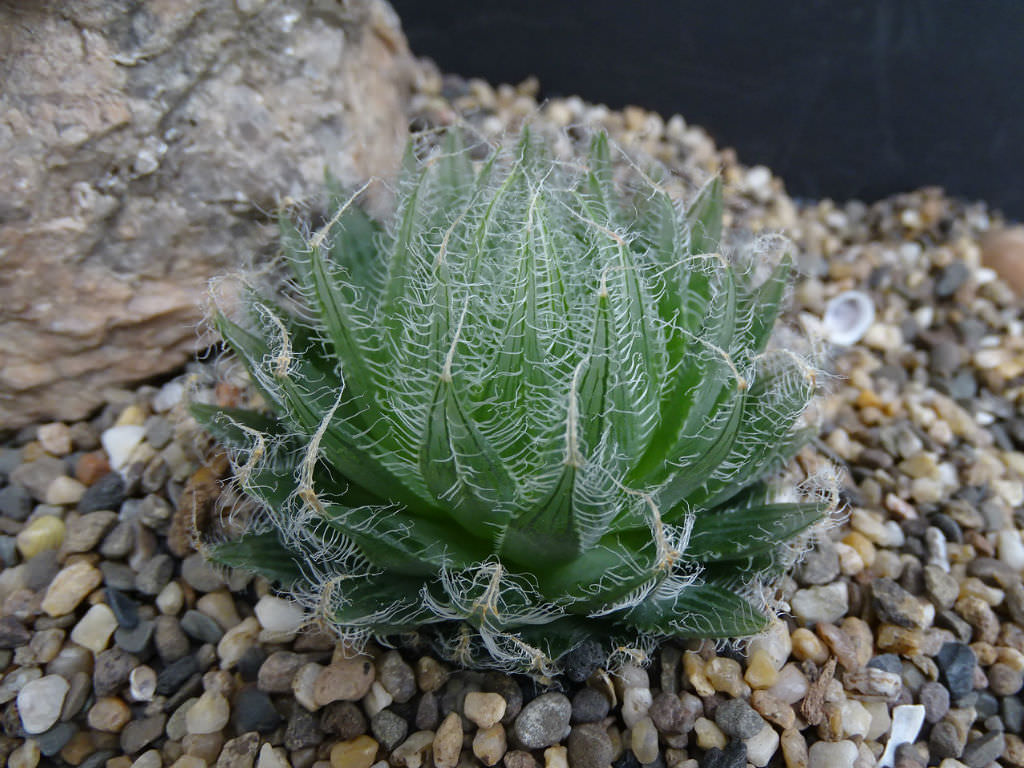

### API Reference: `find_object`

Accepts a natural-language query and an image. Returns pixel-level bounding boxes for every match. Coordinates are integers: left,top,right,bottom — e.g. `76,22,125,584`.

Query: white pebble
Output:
17,674,70,734
998,530,1024,571
256,744,290,768
45,475,86,506
620,686,653,728
744,723,780,768
747,619,792,671
185,690,230,734
791,582,849,625
153,380,185,412
808,739,858,768
101,424,146,470
217,616,261,668
129,666,158,702
70,603,118,654
131,750,162,768
156,581,185,615
363,681,394,718
37,423,72,456
254,595,305,634
839,699,872,739
878,704,925,768
822,291,875,346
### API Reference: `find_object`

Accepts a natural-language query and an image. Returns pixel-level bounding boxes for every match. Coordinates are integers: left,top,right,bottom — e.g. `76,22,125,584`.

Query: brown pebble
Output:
433,711,463,768
314,658,375,706
816,623,859,671
780,727,808,768
981,226,1024,295
87,696,132,733
75,451,111,486
749,689,796,730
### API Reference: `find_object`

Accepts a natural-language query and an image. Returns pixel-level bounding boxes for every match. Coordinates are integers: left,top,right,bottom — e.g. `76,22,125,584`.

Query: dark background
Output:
391,1,1024,220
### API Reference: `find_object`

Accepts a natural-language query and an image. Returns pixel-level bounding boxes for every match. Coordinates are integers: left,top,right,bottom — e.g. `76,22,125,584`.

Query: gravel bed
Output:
1,65,1023,768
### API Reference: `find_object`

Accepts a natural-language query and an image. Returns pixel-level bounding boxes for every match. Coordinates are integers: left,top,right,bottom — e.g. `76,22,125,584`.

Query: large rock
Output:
0,0,414,427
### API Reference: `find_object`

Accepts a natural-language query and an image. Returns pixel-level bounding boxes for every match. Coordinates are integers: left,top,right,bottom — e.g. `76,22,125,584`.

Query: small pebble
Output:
465,691,507,728
185,689,230,735
514,692,571,750
71,602,118,653
16,515,66,559
101,425,146,470
808,740,857,768
41,560,102,616
17,674,70,734
87,696,132,733
330,734,379,768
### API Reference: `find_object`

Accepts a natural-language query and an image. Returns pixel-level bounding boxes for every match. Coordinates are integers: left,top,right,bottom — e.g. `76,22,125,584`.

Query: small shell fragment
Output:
877,704,926,768
823,290,875,346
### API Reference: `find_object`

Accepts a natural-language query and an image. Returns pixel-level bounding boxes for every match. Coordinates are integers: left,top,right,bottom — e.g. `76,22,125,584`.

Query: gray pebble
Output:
93,647,138,696
935,261,969,297
513,692,571,749
153,615,190,662
872,577,926,628
138,494,172,529
180,610,224,644
961,731,1005,768
1002,696,1024,734
24,549,60,591
0,448,23,480
378,650,417,704
0,536,16,567
61,671,92,720
62,510,117,553
140,457,170,494
285,708,323,751
415,690,439,730
371,708,409,751
0,617,30,649
135,554,174,595
918,681,950,723
650,691,699,734
100,561,138,591
936,643,978,701
929,721,965,759
567,722,613,768
795,538,840,585
219,732,261,767
701,741,747,768
115,619,155,655
320,700,367,739
9,456,66,501
78,472,125,514
232,685,282,733
156,655,199,696
78,750,117,768
144,417,173,449
0,484,32,521
923,565,959,609
119,713,166,754
35,721,76,756
97,524,134,561
105,586,140,629
571,687,611,724
714,698,765,739
257,651,306,694
180,553,224,593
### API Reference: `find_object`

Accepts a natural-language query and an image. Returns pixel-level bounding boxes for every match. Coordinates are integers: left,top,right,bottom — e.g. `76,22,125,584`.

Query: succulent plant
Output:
193,129,829,675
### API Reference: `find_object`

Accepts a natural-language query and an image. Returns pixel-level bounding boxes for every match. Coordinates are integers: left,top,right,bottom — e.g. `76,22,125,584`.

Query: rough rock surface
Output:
0,0,414,427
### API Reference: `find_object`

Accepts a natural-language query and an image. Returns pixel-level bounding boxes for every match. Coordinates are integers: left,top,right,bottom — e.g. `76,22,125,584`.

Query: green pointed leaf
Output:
687,501,825,561
686,175,723,255
626,582,770,637
207,530,302,585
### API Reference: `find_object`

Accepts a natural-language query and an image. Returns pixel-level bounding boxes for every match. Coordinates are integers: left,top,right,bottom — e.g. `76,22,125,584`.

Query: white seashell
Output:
822,290,875,346
877,704,926,768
